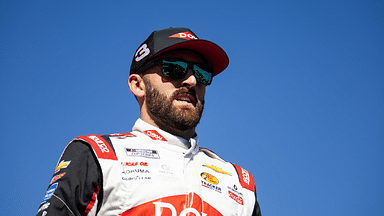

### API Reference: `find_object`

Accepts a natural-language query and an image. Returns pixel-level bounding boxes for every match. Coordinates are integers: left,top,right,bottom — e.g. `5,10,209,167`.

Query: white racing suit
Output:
36,119,261,216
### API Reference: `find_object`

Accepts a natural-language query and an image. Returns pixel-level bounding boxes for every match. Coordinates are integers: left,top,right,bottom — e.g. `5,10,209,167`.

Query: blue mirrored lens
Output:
193,65,212,85
161,59,213,85
162,60,188,78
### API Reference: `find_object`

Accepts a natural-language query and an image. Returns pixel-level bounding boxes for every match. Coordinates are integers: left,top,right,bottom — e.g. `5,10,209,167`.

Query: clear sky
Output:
1,0,383,215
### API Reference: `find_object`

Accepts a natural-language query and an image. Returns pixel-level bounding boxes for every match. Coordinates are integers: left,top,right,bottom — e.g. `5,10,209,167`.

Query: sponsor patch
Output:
55,160,71,173
121,161,151,180
161,164,170,171
41,183,58,203
88,135,110,153
228,190,244,205
125,148,160,159
78,135,117,160
157,164,178,182
37,202,50,214
50,172,66,184
159,164,174,176
233,164,255,192
227,185,243,196
122,176,151,181
203,164,231,175
144,130,167,141
121,161,148,166
122,168,150,175
201,180,222,193
201,172,219,184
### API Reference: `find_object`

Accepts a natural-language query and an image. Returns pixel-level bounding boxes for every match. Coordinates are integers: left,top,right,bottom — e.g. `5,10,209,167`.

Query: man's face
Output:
142,49,207,132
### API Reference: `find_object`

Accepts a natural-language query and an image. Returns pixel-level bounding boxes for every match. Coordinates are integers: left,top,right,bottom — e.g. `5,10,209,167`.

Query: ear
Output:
128,74,145,98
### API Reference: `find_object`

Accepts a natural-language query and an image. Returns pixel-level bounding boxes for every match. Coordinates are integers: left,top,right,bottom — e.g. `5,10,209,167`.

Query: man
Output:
36,27,261,216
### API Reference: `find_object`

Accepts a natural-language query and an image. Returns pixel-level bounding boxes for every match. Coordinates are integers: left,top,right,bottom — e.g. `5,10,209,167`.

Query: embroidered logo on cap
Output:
169,32,198,40
135,44,150,62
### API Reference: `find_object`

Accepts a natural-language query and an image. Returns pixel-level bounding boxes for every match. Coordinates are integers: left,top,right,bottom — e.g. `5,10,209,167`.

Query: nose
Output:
181,69,197,87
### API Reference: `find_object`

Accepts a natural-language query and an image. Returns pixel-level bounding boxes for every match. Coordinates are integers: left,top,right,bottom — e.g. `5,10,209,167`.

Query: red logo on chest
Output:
144,130,168,141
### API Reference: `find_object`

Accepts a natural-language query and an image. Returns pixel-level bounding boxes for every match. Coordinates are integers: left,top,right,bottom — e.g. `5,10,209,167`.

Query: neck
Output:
140,109,196,140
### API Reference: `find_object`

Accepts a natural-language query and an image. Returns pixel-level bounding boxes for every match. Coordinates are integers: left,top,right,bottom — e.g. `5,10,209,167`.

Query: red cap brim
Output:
152,39,229,76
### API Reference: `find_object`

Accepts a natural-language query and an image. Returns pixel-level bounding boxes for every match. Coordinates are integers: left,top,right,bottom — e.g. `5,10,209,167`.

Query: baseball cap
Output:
130,27,229,76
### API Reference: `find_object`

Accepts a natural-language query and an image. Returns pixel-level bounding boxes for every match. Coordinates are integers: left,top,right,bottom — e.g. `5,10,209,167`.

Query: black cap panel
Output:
130,27,229,76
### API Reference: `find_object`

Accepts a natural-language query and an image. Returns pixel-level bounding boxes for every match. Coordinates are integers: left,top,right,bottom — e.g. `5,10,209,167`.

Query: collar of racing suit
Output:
132,118,200,156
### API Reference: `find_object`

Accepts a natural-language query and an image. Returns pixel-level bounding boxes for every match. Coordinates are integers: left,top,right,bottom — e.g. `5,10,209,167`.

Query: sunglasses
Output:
138,58,213,85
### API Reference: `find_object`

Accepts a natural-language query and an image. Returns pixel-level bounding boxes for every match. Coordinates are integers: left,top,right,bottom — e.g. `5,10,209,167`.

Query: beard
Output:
144,78,204,132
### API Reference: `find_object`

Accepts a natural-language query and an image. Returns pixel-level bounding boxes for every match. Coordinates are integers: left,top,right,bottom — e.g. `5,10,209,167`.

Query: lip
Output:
174,93,196,105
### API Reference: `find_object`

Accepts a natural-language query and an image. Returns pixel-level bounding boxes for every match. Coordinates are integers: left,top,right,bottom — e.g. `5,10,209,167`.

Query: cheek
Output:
158,85,176,99
197,86,206,101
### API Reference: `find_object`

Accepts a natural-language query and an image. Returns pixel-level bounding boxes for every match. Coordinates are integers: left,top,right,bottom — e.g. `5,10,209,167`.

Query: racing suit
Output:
36,119,261,216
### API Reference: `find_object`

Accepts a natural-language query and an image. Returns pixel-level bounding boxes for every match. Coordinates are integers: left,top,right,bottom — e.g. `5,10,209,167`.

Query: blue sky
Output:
1,0,383,215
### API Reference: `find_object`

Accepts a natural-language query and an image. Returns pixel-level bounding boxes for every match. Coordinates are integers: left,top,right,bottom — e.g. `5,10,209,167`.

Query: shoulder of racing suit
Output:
199,147,261,215
200,147,256,193
73,132,136,161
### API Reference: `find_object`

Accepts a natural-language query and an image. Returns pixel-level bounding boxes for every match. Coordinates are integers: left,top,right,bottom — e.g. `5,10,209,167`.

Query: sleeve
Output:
252,190,262,216
36,141,103,216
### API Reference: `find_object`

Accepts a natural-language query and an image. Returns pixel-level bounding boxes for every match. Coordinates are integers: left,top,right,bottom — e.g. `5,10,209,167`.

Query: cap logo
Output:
169,32,198,40
135,43,150,62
